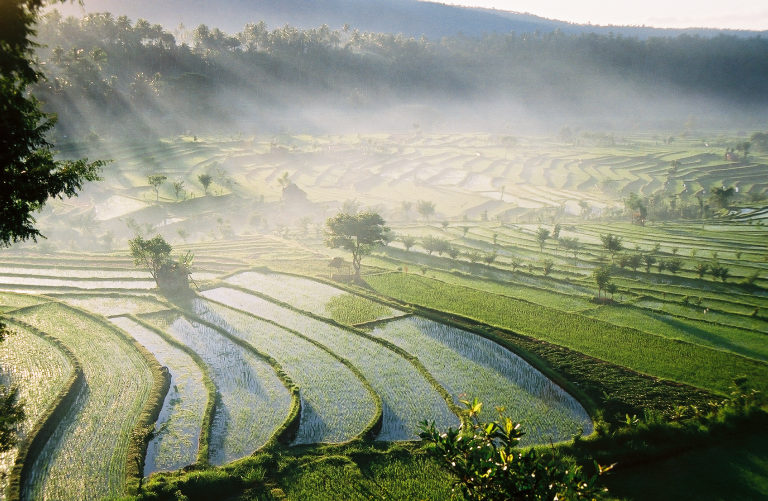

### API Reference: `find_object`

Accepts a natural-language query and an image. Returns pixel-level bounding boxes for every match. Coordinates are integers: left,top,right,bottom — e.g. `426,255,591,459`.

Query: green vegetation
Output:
0,321,73,497
606,432,768,500
372,317,591,445
420,398,606,500
0,217,765,499
110,317,208,474
130,235,193,294
0,110,765,499
223,270,402,325
9,302,156,500
194,299,378,444
325,211,388,279
141,311,292,465
201,287,460,440
0,0,103,248
365,273,768,396
1,0,767,498
29,13,768,141
325,293,394,325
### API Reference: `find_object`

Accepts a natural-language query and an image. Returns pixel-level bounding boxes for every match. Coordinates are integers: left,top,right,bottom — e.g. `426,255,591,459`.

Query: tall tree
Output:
172,179,185,200
559,236,581,259
735,141,751,162
129,234,193,292
148,174,166,202
624,192,647,225
325,211,388,279
552,223,562,240
1,1,105,247
400,235,416,252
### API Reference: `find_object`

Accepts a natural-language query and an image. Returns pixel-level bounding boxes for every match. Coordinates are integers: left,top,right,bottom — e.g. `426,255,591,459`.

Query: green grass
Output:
633,298,767,332
223,271,401,325
365,273,768,396
370,316,592,445
604,432,768,500
279,446,457,501
10,302,154,500
109,316,208,475
583,305,768,362
60,294,169,317
325,293,395,325
0,322,73,495
141,311,292,466
0,291,47,312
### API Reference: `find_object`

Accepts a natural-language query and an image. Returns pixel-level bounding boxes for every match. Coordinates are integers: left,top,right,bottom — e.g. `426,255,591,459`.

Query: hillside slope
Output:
50,0,766,39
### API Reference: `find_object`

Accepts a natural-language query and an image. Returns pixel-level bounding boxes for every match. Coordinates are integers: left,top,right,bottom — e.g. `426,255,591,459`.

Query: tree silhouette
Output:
482,251,497,266
148,174,166,201
198,173,212,195
401,235,416,251
559,236,581,258
172,179,185,200
129,234,193,292
417,200,436,221
709,186,735,209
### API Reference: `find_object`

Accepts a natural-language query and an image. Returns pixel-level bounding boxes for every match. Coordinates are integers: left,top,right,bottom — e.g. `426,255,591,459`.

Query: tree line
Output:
34,11,768,139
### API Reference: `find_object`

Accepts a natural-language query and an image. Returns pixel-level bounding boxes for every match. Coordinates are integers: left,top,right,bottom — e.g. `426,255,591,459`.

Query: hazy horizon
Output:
428,0,768,31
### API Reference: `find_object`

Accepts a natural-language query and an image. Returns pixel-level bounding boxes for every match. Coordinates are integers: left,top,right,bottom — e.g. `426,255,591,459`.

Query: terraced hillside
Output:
32,133,767,258
0,244,594,499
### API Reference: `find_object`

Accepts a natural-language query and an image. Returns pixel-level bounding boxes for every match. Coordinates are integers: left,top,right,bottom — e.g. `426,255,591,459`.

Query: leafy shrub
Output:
420,398,607,500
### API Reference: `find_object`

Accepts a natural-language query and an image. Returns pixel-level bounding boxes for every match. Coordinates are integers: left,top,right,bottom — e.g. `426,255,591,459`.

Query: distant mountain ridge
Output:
50,0,766,39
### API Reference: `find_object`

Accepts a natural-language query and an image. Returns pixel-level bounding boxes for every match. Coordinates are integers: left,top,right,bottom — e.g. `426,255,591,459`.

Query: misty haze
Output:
1,1,767,500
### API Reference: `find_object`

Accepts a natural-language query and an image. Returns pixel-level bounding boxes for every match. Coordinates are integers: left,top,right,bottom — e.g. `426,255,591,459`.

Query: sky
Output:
431,1,768,30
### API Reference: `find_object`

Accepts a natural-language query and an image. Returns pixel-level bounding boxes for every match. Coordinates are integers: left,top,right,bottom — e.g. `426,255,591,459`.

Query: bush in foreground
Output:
420,398,608,500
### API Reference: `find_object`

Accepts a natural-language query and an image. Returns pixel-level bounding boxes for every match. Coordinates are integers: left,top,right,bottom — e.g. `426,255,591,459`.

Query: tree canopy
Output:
593,265,613,299
325,211,388,279
1,0,105,247
129,234,193,293
420,398,607,500
535,227,550,252
600,233,624,262
25,13,768,139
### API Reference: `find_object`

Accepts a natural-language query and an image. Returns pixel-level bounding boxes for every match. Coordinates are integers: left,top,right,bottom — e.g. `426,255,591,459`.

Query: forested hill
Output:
50,0,766,40
34,13,768,139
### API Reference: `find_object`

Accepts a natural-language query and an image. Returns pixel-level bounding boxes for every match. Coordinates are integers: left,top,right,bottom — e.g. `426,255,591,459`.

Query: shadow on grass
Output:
604,432,768,500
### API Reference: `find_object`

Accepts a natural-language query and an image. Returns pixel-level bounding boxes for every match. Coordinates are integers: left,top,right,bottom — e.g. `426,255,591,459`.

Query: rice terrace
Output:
2,1,768,500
